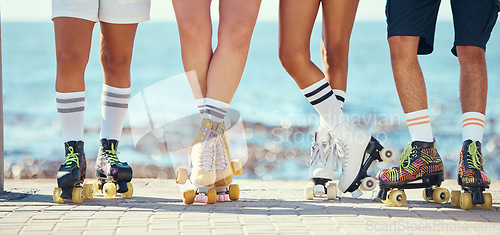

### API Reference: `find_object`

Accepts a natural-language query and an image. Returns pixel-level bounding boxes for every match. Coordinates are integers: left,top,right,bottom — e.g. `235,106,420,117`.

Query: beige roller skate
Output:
214,122,242,202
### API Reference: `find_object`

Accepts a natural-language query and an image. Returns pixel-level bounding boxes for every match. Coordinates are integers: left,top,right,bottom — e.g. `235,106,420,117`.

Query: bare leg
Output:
457,46,487,114
54,17,95,92
388,36,428,113
205,0,262,103
100,22,138,88
321,0,359,92
279,0,323,89
172,0,213,99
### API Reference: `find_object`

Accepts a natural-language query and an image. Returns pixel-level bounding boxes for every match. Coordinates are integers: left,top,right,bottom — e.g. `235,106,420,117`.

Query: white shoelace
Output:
333,138,349,169
199,131,217,172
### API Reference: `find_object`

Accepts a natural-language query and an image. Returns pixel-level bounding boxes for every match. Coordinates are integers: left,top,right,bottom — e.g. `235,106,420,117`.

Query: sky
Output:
0,0,455,22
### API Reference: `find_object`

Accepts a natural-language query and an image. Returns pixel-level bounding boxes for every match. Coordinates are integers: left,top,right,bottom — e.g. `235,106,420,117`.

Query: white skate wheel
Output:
313,185,326,196
360,177,377,192
380,148,396,162
351,189,363,198
326,182,337,200
305,185,314,200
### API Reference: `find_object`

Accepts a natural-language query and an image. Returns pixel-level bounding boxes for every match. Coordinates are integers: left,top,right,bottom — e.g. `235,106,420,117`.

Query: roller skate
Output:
90,139,133,199
376,141,450,207
214,122,242,202
53,141,94,204
305,131,338,200
332,121,395,198
178,118,218,205
450,140,492,210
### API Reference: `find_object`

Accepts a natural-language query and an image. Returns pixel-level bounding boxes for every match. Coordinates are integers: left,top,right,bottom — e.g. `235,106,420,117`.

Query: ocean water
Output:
2,21,500,179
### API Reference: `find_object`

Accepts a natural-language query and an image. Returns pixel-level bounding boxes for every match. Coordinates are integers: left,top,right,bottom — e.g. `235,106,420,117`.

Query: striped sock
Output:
205,98,229,123
100,84,130,141
56,91,85,142
405,109,433,142
462,112,485,143
301,78,344,129
196,98,209,119
319,89,346,132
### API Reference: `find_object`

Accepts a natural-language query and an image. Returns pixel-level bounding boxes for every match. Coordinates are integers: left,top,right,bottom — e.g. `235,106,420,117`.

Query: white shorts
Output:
52,0,151,24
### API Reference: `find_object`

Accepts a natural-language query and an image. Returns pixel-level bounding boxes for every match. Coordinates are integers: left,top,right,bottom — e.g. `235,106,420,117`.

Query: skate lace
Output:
200,131,216,171
215,138,229,170
398,143,416,171
333,138,348,169
105,143,120,165
63,146,79,168
308,140,333,167
467,142,483,170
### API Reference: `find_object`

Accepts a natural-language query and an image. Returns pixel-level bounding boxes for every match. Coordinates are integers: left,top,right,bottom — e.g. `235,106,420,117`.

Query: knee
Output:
457,46,485,64
177,19,212,42
388,36,419,64
218,22,255,49
322,41,349,68
278,47,309,73
100,51,132,76
56,50,89,74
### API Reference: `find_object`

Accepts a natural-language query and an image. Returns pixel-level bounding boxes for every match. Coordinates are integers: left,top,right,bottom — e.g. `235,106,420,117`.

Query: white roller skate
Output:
305,130,338,200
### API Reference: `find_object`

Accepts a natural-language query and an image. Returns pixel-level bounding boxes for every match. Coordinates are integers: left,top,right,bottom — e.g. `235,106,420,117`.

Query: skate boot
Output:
332,121,395,198
93,139,133,199
214,122,242,202
451,140,492,210
53,141,93,204
305,131,338,200
181,118,218,204
376,141,450,206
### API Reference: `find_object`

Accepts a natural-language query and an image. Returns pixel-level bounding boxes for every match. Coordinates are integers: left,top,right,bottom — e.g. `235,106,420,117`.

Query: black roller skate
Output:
451,140,492,210
376,141,450,206
91,138,133,199
53,141,94,204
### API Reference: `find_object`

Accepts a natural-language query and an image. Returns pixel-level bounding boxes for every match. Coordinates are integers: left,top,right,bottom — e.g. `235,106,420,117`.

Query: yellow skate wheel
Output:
481,193,492,210
53,188,65,204
422,187,436,203
231,160,242,176
72,187,84,204
91,181,99,196
176,168,188,184
103,182,117,199
451,190,461,207
228,184,240,201
83,184,94,200
389,190,406,207
206,188,217,204
433,188,450,204
326,182,337,200
120,183,134,199
305,184,314,200
183,189,196,204
460,192,472,210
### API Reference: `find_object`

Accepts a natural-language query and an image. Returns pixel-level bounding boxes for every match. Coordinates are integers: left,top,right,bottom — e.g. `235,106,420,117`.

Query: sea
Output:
2,21,500,180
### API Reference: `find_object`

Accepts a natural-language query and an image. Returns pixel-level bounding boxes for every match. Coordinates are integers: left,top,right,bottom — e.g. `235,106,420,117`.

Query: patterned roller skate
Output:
214,122,241,202
376,141,450,206
179,118,218,205
90,139,133,199
332,121,395,198
53,141,94,204
451,140,492,210
305,131,338,200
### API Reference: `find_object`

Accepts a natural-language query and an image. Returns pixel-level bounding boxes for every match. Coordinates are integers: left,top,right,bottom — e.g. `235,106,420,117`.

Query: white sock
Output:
405,109,433,142
317,90,346,140
462,112,485,143
100,84,130,141
205,98,230,123
332,89,346,109
302,78,345,130
196,98,209,119
56,91,85,142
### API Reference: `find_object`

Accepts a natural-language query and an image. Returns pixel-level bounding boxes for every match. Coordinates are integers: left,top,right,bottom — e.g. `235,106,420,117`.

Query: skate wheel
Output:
83,184,94,200
305,184,314,200
91,181,99,196
228,184,240,201
231,160,242,176
71,187,84,204
481,193,492,210
176,168,188,184
103,182,117,199
451,190,461,207
326,182,337,200
206,188,217,204
120,183,134,199
360,177,377,192
53,188,65,204
196,194,208,203
389,190,406,207
183,189,196,204
433,188,450,204
460,192,472,210
217,194,229,202
380,148,395,162
422,187,435,203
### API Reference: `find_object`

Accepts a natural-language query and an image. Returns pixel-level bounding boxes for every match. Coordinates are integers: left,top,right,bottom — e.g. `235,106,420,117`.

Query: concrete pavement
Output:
0,179,499,234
